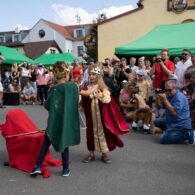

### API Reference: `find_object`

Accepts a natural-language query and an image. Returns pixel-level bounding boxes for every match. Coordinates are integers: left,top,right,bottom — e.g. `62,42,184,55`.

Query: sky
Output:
0,0,138,31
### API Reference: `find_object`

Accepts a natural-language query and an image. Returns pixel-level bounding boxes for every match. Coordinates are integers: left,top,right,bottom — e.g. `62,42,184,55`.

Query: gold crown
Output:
54,66,69,79
90,66,102,75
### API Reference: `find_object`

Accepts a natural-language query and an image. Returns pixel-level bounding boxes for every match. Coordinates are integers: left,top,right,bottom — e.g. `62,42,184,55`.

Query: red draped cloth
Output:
82,95,129,151
0,109,62,178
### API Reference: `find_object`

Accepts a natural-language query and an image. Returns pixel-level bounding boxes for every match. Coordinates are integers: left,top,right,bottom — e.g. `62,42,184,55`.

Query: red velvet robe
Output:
0,109,62,178
82,95,129,152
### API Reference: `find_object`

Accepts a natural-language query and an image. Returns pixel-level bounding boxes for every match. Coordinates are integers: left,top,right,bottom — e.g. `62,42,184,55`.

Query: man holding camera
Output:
154,79,194,144
152,49,175,89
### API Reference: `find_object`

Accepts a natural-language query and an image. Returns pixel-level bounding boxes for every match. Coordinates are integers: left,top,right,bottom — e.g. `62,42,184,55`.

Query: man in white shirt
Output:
175,49,192,88
127,57,139,72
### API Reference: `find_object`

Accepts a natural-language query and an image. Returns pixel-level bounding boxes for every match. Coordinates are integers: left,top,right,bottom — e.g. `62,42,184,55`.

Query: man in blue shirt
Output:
154,79,194,144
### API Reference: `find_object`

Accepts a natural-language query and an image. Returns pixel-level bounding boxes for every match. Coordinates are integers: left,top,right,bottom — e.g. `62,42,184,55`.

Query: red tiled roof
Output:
42,19,95,41
42,19,73,40
65,23,95,41
64,23,95,36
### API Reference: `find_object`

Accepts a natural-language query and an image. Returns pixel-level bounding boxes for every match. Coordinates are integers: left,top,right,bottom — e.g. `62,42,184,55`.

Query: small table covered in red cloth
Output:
0,109,62,178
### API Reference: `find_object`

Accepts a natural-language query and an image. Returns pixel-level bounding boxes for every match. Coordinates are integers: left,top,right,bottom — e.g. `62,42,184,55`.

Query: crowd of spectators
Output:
0,49,195,144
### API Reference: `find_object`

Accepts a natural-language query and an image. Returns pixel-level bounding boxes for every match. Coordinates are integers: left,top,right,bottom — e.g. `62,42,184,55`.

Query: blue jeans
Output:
36,133,69,169
154,118,167,131
160,130,190,144
154,118,192,144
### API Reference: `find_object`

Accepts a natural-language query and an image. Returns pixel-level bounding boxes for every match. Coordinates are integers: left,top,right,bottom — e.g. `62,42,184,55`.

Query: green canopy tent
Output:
35,53,82,67
0,45,34,64
115,22,195,56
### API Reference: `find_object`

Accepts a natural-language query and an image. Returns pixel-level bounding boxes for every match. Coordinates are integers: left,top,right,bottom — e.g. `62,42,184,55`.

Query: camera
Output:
103,62,109,66
155,57,165,63
155,88,165,94
125,68,132,74
155,57,162,63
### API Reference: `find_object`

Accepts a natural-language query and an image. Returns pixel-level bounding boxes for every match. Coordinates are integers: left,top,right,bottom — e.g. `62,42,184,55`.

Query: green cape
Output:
44,82,80,151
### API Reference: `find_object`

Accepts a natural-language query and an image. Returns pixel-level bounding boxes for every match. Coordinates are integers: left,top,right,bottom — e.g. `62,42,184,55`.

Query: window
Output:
50,49,56,54
39,29,45,38
12,34,21,42
77,46,84,56
76,29,83,37
0,36,5,43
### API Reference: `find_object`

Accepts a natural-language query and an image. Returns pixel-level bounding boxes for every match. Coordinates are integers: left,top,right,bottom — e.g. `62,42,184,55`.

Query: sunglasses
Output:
192,60,195,63
182,53,189,56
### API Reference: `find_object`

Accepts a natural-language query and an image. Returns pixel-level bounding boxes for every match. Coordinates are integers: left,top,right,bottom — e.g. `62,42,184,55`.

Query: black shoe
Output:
143,129,149,135
30,165,42,176
62,168,70,177
0,105,6,109
3,162,9,166
132,127,138,131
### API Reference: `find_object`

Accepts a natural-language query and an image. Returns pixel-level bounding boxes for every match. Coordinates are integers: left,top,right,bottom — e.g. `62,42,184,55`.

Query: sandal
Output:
101,156,111,164
82,155,95,163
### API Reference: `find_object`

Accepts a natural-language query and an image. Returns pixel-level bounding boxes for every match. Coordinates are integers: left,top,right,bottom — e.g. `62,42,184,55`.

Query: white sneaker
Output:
143,124,150,130
132,121,138,130
132,121,138,128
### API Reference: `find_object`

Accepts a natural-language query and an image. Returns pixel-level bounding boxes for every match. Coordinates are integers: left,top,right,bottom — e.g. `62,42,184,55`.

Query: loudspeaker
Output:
3,92,20,105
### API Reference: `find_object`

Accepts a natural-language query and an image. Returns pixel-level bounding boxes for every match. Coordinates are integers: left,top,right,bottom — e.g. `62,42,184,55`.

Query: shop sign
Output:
84,34,96,49
172,0,188,13
167,0,195,13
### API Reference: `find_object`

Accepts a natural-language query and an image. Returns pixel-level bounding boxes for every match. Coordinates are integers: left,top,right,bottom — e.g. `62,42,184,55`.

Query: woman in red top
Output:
72,59,83,84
